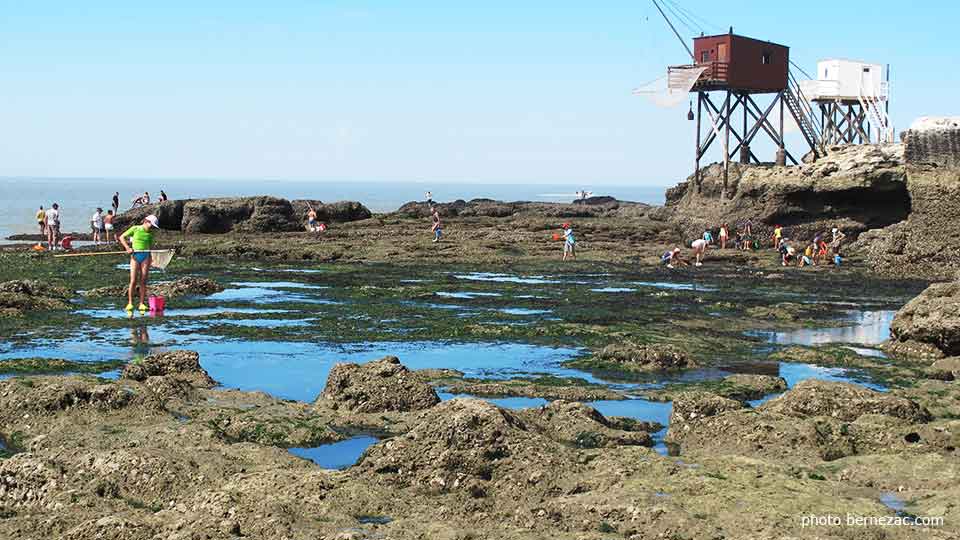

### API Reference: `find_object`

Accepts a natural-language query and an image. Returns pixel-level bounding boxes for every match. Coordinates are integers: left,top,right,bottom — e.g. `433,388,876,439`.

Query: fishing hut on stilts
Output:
799,60,893,145
635,1,824,196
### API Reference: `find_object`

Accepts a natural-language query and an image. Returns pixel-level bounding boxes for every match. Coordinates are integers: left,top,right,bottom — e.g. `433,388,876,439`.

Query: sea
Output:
0,177,669,242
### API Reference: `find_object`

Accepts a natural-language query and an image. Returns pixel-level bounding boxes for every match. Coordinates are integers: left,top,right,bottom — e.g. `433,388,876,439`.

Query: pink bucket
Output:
148,295,166,312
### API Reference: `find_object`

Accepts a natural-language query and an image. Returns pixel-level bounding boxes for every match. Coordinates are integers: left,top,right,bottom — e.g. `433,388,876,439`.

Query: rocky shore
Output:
2,117,960,538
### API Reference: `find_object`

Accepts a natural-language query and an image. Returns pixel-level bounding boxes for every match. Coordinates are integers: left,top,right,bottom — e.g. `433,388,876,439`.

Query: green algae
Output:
0,357,125,376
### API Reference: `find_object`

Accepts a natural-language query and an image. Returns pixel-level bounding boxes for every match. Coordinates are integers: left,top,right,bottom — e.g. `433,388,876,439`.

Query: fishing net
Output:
632,66,705,108
149,250,175,270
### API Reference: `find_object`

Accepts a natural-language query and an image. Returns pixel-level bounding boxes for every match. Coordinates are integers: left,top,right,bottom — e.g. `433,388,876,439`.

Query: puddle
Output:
498,308,552,316
844,346,887,358
356,515,392,525
749,310,895,347
632,281,717,292
208,287,339,305
590,287,636,293
454,272,559,285
76,307,290,319
879,492,915,518
288,436,379,470
589,399,673,455
435,291,502,299
778,362,886,391
230,281,329,290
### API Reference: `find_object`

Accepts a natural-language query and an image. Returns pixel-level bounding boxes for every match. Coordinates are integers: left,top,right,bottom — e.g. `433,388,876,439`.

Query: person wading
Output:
119,215,160,312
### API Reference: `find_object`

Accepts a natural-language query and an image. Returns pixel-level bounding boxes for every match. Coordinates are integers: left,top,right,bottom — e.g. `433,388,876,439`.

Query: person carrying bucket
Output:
561,223,576,261
119,215,160,313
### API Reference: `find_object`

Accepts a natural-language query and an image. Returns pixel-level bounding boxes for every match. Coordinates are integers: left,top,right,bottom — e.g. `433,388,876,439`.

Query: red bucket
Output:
148,295,166,312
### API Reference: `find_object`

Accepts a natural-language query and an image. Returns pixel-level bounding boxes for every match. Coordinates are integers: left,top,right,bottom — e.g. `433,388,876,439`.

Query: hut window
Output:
701,51,710,62
761,52,771,65
863,67,871,73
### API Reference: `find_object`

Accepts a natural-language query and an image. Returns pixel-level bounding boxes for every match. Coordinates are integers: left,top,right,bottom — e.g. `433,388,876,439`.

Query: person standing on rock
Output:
91,207,104,245
430,206,443,243
112,192,120,214
119,214,160,313
562,223,576,261
159,190,168,203
691,238,708,266
772,225,783,249
104,210,115,243
306,205,319,233
36,206,47,238
719,223,729,249
45,203,61,250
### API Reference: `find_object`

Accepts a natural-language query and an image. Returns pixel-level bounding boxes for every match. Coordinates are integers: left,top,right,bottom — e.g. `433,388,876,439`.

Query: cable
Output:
666,0,724,33
663,0,705,34
789,59,814,80
661,0,698,36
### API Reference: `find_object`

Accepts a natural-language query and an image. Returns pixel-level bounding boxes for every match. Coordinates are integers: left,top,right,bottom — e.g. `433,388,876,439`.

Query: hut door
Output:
717,43,728,62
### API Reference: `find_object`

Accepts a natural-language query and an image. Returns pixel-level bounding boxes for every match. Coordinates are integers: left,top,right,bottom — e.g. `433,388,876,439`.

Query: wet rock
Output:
758,380,931,423
668,391,745,434
354,398,576,495
121,350,217,388
83,276,224,299
291,200,373,224
717,374,788,401
320,356,440,413
438,378,624,402
0,378,142,413
580,342,695,372
517,401,653,448
929,357,960,381
882,338,946,360
889,282,960,356
0,279,71,316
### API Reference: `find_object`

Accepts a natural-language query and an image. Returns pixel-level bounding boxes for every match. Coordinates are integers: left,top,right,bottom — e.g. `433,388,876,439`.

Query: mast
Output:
651,0,694,61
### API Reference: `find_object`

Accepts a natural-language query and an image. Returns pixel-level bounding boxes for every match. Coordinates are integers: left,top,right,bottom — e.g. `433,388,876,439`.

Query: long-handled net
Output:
54,250,176,270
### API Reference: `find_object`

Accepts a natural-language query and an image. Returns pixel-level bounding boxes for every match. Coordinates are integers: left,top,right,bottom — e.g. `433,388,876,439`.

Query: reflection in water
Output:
130,325,150,362
288,435,379,469
750,310,896,346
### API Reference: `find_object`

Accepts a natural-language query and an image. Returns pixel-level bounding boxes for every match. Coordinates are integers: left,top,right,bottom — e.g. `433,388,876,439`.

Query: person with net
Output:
119,215,160,313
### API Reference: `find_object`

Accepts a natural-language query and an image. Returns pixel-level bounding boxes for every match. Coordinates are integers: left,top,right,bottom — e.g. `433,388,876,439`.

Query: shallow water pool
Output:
288,435,379,469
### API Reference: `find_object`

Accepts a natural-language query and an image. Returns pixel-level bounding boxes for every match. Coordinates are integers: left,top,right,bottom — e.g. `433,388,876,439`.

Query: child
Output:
104,210,115,242
663,247,687,269
772,225,783,249
561,223,576,261
119,215,160,312
703,229,714,245
719,223,729,249
431,207,442,243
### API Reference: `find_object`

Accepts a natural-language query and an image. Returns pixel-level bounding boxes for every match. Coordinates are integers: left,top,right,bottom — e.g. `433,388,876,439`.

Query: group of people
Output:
129,190,168,209
661,220,848,269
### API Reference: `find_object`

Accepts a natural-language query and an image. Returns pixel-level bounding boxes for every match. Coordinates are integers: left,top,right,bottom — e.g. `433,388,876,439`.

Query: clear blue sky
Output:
0,1,953,185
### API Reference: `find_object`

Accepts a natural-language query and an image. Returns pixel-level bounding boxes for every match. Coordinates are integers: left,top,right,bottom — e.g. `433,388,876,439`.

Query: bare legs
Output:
127,257,151,307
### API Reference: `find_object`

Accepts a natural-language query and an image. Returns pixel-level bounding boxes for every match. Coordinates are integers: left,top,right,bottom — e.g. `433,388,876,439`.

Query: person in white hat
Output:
119,215,160,312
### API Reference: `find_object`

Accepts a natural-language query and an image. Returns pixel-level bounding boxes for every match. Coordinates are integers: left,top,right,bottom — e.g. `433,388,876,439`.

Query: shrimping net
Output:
632,66,705,108
149,250,175,270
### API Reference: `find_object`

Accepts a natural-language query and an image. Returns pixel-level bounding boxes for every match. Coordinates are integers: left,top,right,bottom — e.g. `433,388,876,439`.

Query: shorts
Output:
132,252,152,265
564,242,575,252
105,224,114,231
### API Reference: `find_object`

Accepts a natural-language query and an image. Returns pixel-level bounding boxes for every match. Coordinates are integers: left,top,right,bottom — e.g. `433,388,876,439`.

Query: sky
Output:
0,0,955,186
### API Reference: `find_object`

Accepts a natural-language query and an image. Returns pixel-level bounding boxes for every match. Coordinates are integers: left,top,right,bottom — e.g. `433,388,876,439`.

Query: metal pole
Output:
723,91,731,194
651,0,695,61
695,92,702,186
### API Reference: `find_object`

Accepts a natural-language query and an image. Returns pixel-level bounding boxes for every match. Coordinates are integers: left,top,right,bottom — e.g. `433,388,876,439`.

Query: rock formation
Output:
664,144,907,243
889,281,960,356
121,350,217,388
0,280,72,317
114,196,372,234
854,117,960,278
319,356,440,412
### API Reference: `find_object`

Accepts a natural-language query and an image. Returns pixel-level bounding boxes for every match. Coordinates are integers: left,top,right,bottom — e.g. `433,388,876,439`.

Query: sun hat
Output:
145,215,159,228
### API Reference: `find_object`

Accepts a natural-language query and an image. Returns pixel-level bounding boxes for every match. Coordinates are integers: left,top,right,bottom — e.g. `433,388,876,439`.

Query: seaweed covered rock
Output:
354,399,576,496
889,281,960,357
0,279,72,316
320,356,439,413
182,196,301,234
0,377,146,415
517,400,654,448
121,350,217,388
83,276,223,299
112,200,186,231
758,380,931,423
581,342,694,372
719,374,788,401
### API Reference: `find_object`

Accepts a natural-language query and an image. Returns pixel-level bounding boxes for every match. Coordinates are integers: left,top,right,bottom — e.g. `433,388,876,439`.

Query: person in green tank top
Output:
119,215,160,312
